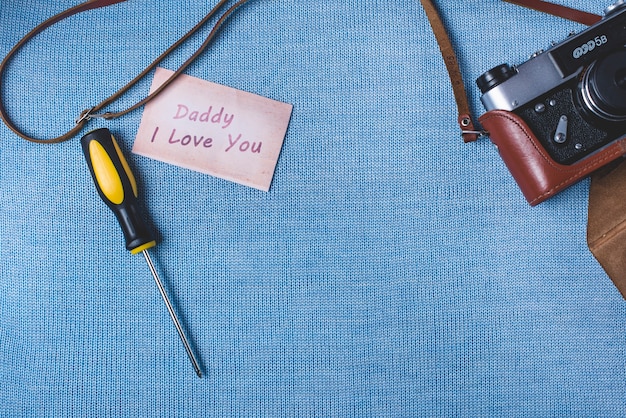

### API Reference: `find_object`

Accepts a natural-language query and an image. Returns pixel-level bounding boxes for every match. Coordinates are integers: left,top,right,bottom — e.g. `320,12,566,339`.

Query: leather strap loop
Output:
0,0,248,144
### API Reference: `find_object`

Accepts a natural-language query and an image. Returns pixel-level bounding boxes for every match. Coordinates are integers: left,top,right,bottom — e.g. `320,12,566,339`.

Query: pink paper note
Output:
133,67,292,191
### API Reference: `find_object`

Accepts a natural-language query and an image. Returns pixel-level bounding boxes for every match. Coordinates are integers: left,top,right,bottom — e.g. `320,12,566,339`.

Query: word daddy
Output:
172,104,234,129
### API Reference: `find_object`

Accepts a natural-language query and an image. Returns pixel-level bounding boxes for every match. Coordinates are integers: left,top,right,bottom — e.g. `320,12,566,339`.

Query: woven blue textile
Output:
1,0,625,416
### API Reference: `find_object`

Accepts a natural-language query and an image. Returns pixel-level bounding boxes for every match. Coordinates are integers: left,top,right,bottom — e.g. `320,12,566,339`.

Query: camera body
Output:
477,1,626,205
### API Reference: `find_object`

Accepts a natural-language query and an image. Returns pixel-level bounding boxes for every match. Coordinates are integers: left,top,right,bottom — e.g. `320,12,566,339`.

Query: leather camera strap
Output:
0,0,249,143
419,0,481,143
419,0,601,143
503,0,602,25
0,0,601,145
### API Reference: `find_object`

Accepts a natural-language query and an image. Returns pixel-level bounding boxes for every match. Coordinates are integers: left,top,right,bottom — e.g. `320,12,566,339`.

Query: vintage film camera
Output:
476,1,626,205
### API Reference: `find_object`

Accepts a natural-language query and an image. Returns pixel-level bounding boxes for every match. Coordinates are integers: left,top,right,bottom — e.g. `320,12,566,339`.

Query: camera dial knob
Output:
605,0,626,15
476,64,517,94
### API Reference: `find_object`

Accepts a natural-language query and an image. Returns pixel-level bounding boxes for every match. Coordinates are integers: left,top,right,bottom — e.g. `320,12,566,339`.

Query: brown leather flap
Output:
588,161,626,299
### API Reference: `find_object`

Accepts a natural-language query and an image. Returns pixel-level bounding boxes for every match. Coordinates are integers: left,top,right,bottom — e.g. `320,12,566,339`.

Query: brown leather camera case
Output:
479,110,626,206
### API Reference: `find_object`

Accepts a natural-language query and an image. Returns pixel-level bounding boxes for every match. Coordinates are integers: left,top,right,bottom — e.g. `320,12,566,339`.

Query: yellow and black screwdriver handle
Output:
81,128,156,254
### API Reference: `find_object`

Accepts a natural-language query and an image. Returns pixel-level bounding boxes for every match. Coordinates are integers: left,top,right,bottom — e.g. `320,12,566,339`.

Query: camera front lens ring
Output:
605,0,626,16
580,49,626,123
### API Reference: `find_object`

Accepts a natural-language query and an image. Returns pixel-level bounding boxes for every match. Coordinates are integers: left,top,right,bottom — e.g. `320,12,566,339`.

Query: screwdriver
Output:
80,128,202,378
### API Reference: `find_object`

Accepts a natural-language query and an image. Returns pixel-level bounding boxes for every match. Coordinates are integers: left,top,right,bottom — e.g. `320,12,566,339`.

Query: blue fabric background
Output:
1,0,625,416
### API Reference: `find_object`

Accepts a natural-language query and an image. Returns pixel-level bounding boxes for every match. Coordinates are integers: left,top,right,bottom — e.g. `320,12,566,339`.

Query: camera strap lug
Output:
461,129,489,138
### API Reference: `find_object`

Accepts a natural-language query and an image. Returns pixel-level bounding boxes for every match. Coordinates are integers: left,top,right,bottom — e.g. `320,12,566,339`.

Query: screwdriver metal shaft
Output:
142,249,202,378
142,250,202,377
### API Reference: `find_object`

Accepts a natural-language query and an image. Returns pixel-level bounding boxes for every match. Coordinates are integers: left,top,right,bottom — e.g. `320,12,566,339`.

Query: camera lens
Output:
580,49,626,122
476,64,516,94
